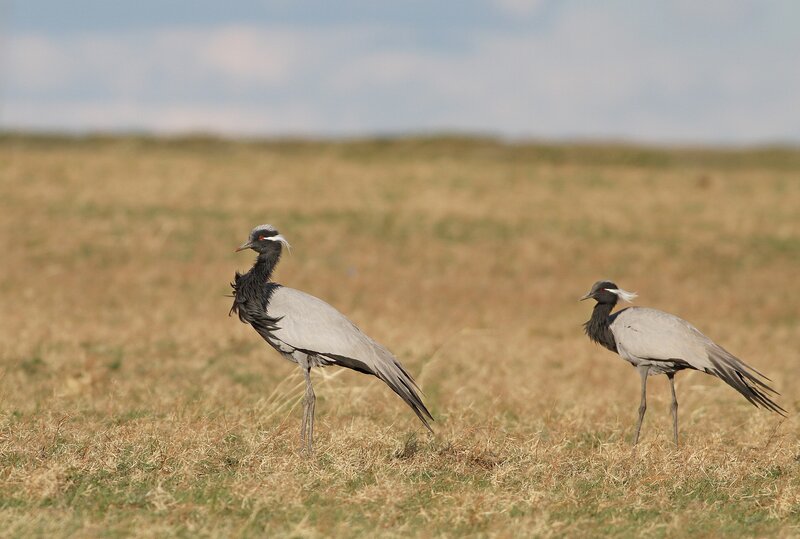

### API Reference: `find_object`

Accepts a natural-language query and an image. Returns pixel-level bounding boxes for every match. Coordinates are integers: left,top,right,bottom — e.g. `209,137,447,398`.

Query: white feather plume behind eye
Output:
267,234,291,252
606,288,637,302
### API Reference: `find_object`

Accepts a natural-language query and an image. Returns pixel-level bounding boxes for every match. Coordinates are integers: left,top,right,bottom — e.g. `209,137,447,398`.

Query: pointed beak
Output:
579,291,593,301
235,241,252,252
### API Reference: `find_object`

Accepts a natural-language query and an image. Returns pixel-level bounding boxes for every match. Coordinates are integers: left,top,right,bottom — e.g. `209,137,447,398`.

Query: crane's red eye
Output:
258,235,266,241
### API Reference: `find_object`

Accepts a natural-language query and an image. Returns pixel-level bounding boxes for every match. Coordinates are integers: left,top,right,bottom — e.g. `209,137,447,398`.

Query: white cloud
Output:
493,0,547,17
5,35,71,89
198,26,297,85
669,0,761,25
5,27,297,95
2,100,323,135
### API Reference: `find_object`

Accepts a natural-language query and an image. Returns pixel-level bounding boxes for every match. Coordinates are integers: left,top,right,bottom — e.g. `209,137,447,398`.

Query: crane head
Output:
236,224,291,254
580,280,637,304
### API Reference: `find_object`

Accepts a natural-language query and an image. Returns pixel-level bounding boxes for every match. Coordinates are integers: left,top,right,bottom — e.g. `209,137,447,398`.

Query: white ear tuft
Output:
267,234,291,252
606,288,637,303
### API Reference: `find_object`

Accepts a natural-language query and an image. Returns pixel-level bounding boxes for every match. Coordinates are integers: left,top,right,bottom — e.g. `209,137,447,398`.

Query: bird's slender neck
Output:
584,302,617,353
250,249,282,283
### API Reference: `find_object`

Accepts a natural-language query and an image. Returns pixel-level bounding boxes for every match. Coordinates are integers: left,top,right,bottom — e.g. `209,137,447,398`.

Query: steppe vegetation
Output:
1,134,799,536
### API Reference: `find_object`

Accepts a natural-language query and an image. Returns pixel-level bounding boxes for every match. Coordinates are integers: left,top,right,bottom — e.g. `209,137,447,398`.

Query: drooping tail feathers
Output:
327,352,434,432
706,345,786,416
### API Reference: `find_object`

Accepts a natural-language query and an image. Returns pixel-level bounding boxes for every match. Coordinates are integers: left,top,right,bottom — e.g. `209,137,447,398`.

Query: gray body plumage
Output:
609,306,783,413
230,224,432,451
581,280,784,445
609,307,696,374
259,286,433,428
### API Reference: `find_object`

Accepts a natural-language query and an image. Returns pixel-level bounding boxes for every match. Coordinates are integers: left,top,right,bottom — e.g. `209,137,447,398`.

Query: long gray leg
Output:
633,365,650,445
667,372,679,446
300,389,308,443
299,365,307,443
302,363,316,454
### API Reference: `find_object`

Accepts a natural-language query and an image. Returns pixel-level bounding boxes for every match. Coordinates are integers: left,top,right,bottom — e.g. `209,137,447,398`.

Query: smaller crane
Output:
581,280,785,445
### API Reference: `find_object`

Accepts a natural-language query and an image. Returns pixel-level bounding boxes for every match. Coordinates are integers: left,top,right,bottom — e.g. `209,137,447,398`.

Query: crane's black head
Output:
580,280,637,305
235,224,291,255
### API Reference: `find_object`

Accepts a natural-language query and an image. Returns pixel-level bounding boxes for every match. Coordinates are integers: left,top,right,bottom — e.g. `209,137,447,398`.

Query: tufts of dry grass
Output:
1,135,799,537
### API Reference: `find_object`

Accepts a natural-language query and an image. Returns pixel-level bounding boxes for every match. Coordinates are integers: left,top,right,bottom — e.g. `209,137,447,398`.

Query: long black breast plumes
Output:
229,270,283,336
583,302,617,353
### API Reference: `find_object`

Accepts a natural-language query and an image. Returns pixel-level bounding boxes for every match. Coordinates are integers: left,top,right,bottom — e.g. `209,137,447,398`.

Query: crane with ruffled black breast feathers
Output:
580,280,785,445
230,224,433,452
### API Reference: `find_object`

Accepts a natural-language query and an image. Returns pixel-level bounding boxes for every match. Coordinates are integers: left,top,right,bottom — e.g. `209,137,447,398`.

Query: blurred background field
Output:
1,134,799,537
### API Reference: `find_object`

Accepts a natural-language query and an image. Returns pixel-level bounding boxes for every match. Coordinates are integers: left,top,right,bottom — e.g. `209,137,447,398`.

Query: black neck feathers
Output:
229,250,282,324
253,249,282,283
583,302,617,353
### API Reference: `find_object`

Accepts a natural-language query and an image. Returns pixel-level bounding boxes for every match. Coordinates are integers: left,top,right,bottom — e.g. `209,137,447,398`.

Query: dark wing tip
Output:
709,364,787,417
326,352,434,432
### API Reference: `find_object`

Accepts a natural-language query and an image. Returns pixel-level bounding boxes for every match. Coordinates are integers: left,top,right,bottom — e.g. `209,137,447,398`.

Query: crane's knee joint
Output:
638,404,646,416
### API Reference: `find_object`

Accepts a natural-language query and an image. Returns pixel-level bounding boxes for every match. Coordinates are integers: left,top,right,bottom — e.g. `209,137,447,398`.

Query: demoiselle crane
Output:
580,280,785,445
230,224,433,452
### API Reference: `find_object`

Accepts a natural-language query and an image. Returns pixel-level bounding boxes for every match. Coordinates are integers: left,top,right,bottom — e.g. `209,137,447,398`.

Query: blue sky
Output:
2,0,799,144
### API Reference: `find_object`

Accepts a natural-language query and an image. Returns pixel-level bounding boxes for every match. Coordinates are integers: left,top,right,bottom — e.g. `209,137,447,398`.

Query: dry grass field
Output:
1,134,799,537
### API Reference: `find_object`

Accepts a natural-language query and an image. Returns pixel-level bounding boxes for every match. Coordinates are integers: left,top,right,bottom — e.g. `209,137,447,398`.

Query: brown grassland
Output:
1,134,799,537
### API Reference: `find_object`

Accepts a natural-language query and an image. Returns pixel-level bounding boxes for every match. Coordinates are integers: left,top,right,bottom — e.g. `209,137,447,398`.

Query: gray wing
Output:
611,308,708,367
266,287,433,430
611,307,784,414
